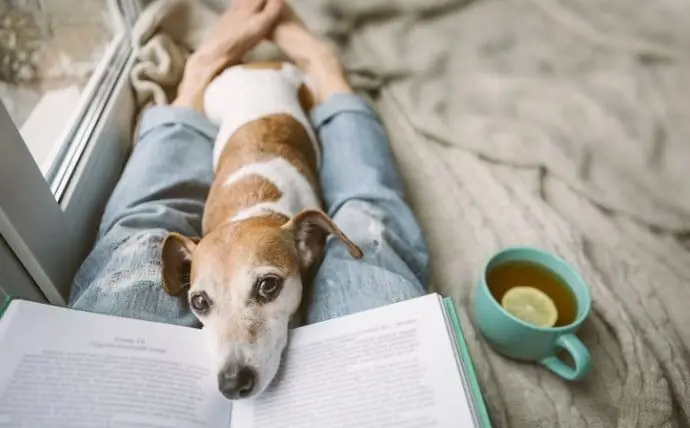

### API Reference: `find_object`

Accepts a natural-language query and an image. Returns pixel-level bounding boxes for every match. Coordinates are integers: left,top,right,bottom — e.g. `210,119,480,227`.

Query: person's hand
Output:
174,0,284,111
270,5,352,104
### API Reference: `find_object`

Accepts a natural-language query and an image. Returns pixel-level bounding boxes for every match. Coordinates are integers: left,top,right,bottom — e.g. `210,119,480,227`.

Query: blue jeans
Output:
69,94,428,326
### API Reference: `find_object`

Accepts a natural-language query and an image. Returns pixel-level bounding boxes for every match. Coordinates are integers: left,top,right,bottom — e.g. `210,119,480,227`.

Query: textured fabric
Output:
69,93,427,328
130,0,286,108
128,0,690,426
129,0,216,107
333,1,690,427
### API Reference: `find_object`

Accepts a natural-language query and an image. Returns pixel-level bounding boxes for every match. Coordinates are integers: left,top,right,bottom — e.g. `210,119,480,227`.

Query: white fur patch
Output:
225,157,320,222
204,63,319,171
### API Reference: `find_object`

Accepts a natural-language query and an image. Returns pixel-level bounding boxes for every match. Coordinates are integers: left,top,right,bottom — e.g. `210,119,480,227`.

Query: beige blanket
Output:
131,0,690,426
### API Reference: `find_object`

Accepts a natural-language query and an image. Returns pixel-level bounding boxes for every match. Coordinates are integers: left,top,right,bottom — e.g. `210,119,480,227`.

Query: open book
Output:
0,294,490,428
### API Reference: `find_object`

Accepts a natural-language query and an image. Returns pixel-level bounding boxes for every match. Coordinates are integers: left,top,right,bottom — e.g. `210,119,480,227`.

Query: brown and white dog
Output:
160,62,362,400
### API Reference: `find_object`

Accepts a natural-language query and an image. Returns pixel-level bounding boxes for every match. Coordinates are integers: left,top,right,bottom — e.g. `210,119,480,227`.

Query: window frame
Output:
47,34,131,200
0,0,141,304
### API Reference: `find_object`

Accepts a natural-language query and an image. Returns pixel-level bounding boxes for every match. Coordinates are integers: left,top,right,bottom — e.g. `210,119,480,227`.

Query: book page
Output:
0,301,230,428
231,294,475,428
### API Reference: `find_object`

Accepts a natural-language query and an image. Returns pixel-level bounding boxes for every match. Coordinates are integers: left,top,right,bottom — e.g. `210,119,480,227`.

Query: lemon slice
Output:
501,286,558,328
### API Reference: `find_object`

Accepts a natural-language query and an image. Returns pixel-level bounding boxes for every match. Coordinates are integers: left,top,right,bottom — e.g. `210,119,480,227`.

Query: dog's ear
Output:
161,233,199,295
283,209,363,272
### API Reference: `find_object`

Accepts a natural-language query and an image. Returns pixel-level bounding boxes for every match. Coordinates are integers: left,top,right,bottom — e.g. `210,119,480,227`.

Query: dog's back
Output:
202,62,320,234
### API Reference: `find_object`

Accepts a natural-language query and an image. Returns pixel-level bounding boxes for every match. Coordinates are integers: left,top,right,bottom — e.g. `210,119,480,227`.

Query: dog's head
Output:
161,209,362,400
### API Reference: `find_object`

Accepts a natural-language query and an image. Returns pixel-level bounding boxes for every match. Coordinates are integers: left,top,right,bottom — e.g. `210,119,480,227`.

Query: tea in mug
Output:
487,260,577,327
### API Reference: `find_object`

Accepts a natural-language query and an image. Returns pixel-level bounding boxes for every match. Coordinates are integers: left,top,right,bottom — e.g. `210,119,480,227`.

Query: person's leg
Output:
306,94,429,323
69,106,216,326
270,10,428,323
307,202,428,323
97,107,216,238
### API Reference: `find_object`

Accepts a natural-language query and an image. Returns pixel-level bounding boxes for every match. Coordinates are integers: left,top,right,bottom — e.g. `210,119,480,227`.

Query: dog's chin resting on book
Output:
161,211,363,401
158,62,364,401
161,217,309,400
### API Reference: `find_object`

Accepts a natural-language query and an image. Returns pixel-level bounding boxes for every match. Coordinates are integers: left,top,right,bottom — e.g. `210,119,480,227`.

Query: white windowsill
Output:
19,85,82,175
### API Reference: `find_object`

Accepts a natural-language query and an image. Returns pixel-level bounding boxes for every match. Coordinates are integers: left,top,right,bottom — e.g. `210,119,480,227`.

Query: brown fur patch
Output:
210,216,291,262
298,83,316,112
203,114,320,233
204,175,283,236
195,215,298,292
161,233,198,295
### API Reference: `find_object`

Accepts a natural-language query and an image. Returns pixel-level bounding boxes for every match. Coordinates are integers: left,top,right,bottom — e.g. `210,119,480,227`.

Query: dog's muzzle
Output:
217,363,257,400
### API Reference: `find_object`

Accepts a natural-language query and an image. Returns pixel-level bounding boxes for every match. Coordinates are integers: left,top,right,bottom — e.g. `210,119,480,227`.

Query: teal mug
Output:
474,247,592,380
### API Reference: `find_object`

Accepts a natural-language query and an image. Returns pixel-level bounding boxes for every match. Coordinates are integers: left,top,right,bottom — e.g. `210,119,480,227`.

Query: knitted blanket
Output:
130,0,690,426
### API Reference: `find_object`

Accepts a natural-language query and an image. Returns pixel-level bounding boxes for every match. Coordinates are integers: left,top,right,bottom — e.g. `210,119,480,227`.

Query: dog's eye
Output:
190,292,212,314
256,275,283,301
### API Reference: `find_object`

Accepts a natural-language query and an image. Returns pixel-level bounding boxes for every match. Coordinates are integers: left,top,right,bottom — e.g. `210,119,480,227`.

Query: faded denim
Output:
69,94,429,327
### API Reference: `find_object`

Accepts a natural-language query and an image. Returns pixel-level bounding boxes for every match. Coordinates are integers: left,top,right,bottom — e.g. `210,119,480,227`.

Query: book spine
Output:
443,297,492,428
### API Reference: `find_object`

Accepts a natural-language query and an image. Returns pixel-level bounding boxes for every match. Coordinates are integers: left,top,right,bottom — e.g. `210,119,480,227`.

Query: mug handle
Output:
540,334,591,381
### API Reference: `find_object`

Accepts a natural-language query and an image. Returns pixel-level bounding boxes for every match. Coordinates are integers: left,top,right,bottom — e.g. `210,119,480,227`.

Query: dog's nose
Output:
218,365,256,399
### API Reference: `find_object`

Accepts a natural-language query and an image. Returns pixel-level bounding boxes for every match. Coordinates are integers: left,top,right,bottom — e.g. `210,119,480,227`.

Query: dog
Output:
160,61,363,400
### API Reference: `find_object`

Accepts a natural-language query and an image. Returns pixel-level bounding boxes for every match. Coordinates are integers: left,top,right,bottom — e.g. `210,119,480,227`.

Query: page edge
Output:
442,296,492,428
